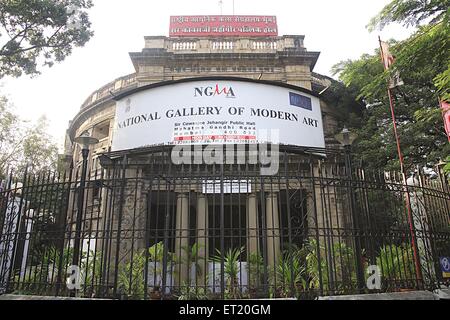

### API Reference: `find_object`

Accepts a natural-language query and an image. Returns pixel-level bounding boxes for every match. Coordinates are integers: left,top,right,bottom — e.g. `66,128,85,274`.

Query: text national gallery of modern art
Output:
0,15,448,300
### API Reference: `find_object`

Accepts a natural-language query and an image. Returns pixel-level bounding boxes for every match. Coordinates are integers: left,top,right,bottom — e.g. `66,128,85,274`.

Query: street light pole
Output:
71,132,98,295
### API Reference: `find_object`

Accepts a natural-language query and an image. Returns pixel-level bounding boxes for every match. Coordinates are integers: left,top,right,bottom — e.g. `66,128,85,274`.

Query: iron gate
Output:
0,146,449,299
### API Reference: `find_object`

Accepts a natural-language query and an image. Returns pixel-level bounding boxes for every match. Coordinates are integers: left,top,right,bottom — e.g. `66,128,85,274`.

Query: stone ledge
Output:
2,290,446,300
319,291,439,300
0,295,110,300
434,288,450,300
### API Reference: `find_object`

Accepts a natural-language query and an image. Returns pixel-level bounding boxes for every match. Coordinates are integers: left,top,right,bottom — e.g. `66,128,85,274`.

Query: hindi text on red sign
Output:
169,15,278,37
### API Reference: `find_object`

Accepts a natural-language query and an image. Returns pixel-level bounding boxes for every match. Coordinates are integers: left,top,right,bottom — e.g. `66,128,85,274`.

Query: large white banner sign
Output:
111,80,325,151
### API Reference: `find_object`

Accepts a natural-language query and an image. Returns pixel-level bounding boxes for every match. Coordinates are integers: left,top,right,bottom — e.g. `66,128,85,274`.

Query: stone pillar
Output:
175,193,189,285
266,193,280,269
196,193,209,285
407,176,435,286
247,194,259,257
107,168,145,288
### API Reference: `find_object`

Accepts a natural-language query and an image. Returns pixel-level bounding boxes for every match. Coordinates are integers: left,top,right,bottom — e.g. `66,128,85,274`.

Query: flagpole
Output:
378,36,423,284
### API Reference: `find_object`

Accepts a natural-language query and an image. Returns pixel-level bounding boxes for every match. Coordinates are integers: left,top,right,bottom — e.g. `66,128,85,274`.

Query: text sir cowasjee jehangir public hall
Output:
1,15,449,300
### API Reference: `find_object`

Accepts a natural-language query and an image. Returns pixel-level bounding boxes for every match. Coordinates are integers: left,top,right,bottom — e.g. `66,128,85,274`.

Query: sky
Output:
0,0,415,151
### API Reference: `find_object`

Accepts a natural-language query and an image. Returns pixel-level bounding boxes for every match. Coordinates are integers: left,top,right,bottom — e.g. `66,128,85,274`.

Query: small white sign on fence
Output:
202,180,251,194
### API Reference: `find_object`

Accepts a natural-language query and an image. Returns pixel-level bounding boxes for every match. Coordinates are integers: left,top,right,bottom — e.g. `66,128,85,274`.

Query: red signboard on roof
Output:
169,15,278,37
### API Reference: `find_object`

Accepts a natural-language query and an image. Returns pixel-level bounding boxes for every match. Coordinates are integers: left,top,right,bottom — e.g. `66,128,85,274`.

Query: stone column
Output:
247,194,259,257
266,193,280,269
107,168,145,288
407,176,435,286
175,193,189,285
196,193,209,285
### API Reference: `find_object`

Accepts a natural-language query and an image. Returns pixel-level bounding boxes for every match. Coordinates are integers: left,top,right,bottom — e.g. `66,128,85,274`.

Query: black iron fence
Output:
0,146,449,300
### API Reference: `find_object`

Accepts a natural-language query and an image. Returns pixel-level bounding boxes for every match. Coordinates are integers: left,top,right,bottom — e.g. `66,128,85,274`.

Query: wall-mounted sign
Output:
169,15,278,37
440,257,450,278
112,79,325,151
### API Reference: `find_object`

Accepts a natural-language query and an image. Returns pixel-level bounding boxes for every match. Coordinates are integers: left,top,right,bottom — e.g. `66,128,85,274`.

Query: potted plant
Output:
211,246,245,299
148,241,175,299
247,252,263,298
273,247,306,298
181,243,205,285
117,250,146,299
177,278,210,300
149,285,162,300
376,243,416,292
148,242,164,299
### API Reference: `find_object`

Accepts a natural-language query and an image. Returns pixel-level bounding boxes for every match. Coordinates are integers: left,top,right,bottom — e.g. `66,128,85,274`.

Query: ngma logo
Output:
194,84,236,98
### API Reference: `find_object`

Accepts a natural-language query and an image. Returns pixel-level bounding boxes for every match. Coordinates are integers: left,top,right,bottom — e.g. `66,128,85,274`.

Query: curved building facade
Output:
59,27,359,298
64,34,339,167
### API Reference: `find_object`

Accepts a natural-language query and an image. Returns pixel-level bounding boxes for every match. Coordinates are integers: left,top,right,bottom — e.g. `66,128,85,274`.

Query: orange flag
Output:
380,41,395,70
379,40,404,89
441,100,450,142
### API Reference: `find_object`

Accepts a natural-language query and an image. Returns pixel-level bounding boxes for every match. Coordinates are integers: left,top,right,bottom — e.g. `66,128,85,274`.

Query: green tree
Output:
320,80,366,131
22,115,59,174
0,0,94,78
0,96,59,177
332,0,450,171
0,95,21,173
368,0,449,30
